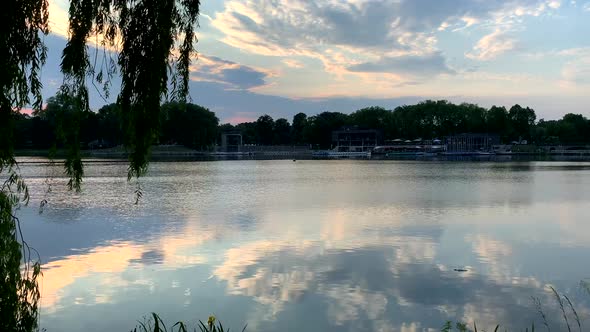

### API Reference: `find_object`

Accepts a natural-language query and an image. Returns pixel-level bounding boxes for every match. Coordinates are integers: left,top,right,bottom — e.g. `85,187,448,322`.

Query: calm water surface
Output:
15,159,590,331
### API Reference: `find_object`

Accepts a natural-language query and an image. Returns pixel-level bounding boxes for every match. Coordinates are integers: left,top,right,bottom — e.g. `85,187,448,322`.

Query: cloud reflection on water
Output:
16,160,590,331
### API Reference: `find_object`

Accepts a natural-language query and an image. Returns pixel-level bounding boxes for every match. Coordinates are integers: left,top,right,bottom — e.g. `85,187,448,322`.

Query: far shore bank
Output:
14,147,590,163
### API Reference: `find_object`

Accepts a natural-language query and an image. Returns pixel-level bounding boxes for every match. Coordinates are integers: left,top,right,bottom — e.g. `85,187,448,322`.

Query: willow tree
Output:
1,0,201,330
61,0,201,185
1,0,48,330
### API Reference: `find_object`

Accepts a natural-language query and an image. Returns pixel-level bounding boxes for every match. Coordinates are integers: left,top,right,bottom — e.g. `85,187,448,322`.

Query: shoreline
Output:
14,149,590,162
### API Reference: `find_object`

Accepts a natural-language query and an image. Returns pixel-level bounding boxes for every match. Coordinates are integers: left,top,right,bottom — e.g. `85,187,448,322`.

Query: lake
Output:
15,159,590,331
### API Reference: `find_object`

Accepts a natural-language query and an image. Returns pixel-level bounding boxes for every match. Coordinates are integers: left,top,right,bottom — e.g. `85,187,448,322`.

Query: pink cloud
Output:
222,111,260,124
19,108,34,115
225,115,257,125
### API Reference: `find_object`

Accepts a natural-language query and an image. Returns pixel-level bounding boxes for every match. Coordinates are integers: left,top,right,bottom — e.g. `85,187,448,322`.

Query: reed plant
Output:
130,313,246,332
443,286,585,332
131,286,586,332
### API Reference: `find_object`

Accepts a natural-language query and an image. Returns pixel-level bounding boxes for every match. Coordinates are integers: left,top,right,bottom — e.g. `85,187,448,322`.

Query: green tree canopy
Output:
304,112,349,148
291,113,308,145
160,102,219,150
487,106,510,139
509,104,536,141
255,115,275,145
273,118,292,145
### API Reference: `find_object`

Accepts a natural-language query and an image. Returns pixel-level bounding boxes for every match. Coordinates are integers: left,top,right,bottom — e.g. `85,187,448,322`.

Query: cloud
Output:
209,0,563,89
190,55,272,90
561,56,590,85
19,108,35,115
556,48,590,87
282,59,304,69
212,0,561,60
48,0,69,37
224,111,259,124
187,80,423,122
557,46,590,56
348,52,455,77
466,29,517,60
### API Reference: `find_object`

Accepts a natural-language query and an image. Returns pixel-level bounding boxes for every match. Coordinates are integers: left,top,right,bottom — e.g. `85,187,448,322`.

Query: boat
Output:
312,150,371,158
385,151,425,157
441,151,495,156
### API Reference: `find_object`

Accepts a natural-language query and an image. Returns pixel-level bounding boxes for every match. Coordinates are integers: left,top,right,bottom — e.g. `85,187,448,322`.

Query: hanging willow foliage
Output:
1,0,48,167
1,0,48,331
3,0,201,329
61,0,201,181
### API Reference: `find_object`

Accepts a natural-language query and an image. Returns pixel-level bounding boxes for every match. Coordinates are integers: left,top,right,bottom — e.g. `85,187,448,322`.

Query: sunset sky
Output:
45,0,590,123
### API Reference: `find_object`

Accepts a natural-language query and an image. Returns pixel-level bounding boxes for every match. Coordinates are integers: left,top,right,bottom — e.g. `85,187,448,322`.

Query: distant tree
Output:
235,122,257,144
36,93,93,188
348,106,398,138
509,104,536,141
393,100,446,139
30,117,54,149
255,115,275,145
160,103,219,150
97,104,124,146
392,105,418,139
291,113,308,144
559,113,590,144
434,100,463,137
273,118,292,145
487,106,510,140
349,106,388,129
39,94,101,149
12,114,34,149
304,112,349,149
458,103,487,133
535,119,561,144
218,123,234,131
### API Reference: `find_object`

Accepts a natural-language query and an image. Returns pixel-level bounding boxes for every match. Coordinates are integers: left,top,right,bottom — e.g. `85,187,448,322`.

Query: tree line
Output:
12,96,590,151
3,0,202,330
224,101,589,148
13,93,220,151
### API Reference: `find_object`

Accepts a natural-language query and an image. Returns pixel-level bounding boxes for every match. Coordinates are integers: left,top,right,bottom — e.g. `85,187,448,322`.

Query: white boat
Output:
312,150,371,158
441,151,495,156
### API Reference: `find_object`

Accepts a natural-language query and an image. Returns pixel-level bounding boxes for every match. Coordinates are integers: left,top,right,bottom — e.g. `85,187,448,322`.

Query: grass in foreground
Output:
131,314,246,332
132,286,586,332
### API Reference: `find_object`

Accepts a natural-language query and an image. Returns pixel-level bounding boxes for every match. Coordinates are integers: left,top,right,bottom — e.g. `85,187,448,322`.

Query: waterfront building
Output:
445,133,500,153
332,127,382,152
220,131,243,152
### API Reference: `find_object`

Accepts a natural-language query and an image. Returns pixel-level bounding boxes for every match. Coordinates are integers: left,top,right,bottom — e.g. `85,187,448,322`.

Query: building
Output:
332,127,382,152
220,131,243,152
445,133,500,153
372,138,445,155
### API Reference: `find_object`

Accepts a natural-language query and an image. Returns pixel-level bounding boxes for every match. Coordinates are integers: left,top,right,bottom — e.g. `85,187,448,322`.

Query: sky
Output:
44,0,590,123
